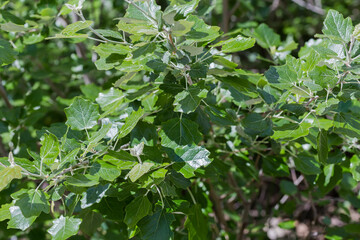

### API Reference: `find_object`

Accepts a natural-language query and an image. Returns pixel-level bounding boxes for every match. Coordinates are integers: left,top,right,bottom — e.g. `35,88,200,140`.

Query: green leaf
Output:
79,210,103,235
65,97,100,131
242,113,273,138
253,23,281,48
174,145,211,178
131,121,158,146
124,196,152,228
58,148,80,170
48,215,82,240
127,162,154,182
7,206,37,231
350,155,360,181
185,204,208,240
315,98,339,115
173,84,208,114
160,118,202,149
309,66,338,89
117,108,145,139
0,203,12,221
165,0,200,19
279,180,297,195
96,87,125,111
126,0,160,22
185,15,220,43
294,154,321,175
89,161,121,182
0,165,22,192
172,19,195,36
170,171,191,189
139,209,175,240
93,43,129,70
133,43,156,59
15,190,49,217
301,49,321,72
317,129,328,164
1,22,27,32
212,35,255,53
103,150,137,170
265,65,298,89
273,123,312,141
80,184,110,209
40,133,60,167
323,10,353,43
278,220,296,229
66,174,99,187
0,39,17,66
88,123,112,148
189,63,207,79
47,20,93,39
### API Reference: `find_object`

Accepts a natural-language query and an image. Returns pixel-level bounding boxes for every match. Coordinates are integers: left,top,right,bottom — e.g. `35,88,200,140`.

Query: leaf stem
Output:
187,187,197,204
155,185,165,209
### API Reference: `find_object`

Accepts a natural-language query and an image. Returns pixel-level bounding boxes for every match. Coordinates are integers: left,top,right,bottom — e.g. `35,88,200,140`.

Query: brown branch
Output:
228,172,250,240
0,77,13,109
206,179,229,232
291,0,325,15
0,136,8,157
222,0,229,33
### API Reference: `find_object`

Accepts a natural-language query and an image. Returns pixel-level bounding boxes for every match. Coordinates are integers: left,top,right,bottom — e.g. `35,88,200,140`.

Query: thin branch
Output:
206,179,229,232
0,77,13,109
291,0,325,15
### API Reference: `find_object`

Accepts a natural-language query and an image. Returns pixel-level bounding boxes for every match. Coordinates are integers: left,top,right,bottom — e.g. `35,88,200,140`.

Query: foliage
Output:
1,0,360,239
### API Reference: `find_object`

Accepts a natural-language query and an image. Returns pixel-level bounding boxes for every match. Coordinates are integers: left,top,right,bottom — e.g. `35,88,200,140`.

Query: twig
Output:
291,0,325,15
0,77,13,109
222,0,229,33
206,179,229,232
228,172,250,240
0,136,8,157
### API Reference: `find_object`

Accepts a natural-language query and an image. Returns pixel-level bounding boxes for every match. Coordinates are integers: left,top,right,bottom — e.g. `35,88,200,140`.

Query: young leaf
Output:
117,107,144,139
212,35,255,53
96,87,125,111
66,174,99,187
124,196,152,228
253,23,281,49
40,133,60,167
185,15,220,43
65,97,100,131
350,155,360,181
47,215,82,240
47,20,93,39
127,162,154,182
317,129,328,164
309,66,338,89
272,123,312,141
0,165,22,192
322,10,353,43
89,161,121,182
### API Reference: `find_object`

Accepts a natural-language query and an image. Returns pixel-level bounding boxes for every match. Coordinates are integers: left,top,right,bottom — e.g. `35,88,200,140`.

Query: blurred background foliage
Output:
1,0,360,239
